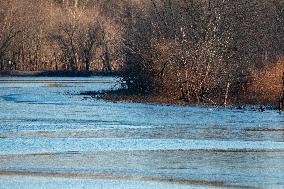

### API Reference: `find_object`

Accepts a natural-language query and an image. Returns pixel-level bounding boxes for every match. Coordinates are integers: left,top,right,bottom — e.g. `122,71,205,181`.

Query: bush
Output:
239,59,284,106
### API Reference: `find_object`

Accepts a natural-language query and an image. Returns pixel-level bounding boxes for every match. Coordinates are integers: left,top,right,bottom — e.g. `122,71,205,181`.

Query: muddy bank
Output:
82,89,195,106
82,89,279,111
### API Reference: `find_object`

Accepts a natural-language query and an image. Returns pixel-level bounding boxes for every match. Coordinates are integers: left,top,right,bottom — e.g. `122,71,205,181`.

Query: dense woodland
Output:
1,0,284,107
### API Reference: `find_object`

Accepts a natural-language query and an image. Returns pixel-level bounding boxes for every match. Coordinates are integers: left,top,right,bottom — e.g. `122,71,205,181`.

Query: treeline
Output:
1,0,284,106
0,0,122,72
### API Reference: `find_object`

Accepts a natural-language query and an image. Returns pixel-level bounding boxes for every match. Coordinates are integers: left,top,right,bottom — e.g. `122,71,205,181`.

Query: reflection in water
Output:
0,77,284,189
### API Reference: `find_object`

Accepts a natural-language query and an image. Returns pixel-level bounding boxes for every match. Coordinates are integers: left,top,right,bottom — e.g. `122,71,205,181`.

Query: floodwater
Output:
0,77,284,189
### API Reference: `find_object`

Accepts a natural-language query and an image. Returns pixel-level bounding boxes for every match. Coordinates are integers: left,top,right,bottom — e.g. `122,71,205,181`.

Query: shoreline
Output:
82,89,278,111
0,72,280,110
0,70,121,77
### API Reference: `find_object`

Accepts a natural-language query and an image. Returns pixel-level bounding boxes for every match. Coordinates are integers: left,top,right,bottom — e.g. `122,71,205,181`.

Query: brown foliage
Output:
1,0,284,106
240,59,284,106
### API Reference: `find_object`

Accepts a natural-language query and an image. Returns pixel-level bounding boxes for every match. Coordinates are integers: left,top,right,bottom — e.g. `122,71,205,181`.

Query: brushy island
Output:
83,58,284,110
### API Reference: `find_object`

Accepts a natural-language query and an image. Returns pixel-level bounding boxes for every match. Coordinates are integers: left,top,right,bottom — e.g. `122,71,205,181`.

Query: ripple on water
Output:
0,77,284,189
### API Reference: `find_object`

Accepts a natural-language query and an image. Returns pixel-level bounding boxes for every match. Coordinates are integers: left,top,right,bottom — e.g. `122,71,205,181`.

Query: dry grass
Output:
241,59,284,106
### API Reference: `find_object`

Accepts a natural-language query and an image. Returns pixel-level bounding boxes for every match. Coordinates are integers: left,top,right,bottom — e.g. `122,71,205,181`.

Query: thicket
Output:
120,0,284,106
1,0,284,106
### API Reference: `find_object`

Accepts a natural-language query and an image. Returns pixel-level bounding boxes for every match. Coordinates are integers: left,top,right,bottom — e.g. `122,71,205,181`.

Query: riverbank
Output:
82,89,278,111
0,70,121,77
82,89,193,106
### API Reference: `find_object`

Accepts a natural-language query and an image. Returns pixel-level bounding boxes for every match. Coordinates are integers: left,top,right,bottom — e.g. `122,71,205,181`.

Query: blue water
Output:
0,77,284,189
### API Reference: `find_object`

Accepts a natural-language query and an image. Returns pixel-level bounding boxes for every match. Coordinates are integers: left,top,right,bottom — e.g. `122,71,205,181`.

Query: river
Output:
0,77,284,189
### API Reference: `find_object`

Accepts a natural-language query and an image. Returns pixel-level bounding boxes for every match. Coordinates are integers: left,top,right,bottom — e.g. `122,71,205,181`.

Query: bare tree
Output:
78,22,102,71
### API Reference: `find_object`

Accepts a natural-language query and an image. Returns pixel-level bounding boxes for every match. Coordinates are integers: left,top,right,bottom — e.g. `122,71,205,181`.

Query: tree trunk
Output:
85,57,90,72
279,72,284,111
0,59,3,70
185,70,190,102
224,80,231,107
74,0,78,8
103,42,111,72
69,58,77,72
195,91,200,105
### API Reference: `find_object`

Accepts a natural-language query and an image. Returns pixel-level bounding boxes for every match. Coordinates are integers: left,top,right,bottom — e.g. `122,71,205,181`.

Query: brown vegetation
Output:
119,0,284,107
239,59,284,106
0,0,122,72
1,0,284,107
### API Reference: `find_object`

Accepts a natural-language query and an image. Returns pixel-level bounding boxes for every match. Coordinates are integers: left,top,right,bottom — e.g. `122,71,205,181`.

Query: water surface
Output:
0,77,284,189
